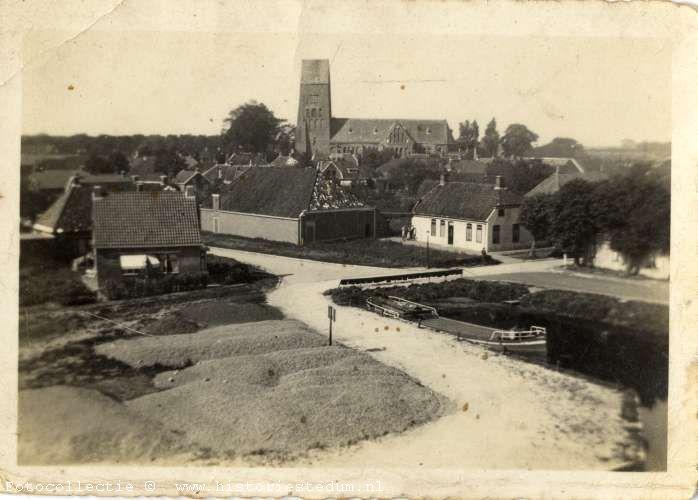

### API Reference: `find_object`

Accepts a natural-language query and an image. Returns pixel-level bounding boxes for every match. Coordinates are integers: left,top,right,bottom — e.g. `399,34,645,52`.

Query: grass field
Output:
203,232,498,268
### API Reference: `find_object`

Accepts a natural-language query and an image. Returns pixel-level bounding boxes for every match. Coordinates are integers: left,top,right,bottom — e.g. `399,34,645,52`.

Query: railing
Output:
489,326,547,342
387,296,439,317
339,268,462,286
366,299,401,318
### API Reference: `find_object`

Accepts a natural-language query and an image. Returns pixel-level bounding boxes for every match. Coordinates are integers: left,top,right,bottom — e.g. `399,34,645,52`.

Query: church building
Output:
295,59,452,159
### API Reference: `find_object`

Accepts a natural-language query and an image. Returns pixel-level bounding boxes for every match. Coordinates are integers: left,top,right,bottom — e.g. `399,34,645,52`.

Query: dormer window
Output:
348,128,353,134
426,127,431,135
373,127,378,134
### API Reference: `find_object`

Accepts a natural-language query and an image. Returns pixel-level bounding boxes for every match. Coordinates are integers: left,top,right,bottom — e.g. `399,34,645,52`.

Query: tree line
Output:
520,163,670,274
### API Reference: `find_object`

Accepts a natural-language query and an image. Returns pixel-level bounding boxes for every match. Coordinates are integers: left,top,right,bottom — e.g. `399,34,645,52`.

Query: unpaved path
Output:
210,247,639,470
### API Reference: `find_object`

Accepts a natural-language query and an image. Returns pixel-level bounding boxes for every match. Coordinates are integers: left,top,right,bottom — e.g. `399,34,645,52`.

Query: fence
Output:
338,268,462,286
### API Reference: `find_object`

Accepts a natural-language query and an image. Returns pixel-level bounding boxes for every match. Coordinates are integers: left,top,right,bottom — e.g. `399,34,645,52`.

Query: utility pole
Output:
327,305,336,345
426,231,431,269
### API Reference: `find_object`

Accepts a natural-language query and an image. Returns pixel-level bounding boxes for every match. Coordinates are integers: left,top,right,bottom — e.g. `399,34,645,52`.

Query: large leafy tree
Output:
153,148,186,178
549,179,600,265
500,124,538,159
481,118,500,158
520,193,556,257
222,101,283,154
84,154,112,174
594,165,670,274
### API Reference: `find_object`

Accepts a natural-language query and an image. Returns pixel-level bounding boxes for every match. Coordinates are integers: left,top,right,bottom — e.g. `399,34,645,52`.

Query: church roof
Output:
330,118,450,145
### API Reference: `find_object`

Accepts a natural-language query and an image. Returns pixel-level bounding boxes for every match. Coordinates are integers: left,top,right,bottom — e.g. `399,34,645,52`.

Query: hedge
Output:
104,272,208,300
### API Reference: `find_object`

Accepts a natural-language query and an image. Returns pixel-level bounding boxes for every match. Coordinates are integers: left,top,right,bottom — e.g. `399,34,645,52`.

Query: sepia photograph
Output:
2,0,697,498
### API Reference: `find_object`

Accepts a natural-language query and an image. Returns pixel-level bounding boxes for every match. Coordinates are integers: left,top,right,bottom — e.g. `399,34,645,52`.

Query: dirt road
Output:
209,246,642,470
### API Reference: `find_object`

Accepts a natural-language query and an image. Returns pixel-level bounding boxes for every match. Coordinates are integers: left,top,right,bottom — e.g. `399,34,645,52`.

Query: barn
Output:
200,167,376,245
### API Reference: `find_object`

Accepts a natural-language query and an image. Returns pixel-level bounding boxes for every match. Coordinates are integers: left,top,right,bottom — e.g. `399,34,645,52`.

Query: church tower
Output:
296,59,332,158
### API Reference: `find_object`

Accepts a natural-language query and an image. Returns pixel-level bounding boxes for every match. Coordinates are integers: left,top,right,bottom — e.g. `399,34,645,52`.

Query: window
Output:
310,94,319,104
431,219,437,236
498,208,505,217
120,254,160,276
311,108,317,118
492,225,501,244
476,224,483,243
373,127,378,134
426,127,431,135
466,223,472,241
512,224,520,243
163,254,179,274
439,220,445,237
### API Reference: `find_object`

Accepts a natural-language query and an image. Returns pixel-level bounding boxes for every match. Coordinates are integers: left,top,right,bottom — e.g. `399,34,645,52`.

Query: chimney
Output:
160,174,168,185
439,173,445,186
91,185,104,201
494,175,505,190
218,166,223,179
184,185,195,199
212,193,220,211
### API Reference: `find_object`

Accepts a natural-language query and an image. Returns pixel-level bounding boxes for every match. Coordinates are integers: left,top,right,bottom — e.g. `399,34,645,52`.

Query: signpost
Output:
327,305,336,345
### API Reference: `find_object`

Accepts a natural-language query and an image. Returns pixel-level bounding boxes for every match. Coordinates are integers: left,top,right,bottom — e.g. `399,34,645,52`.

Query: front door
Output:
447,223,454,245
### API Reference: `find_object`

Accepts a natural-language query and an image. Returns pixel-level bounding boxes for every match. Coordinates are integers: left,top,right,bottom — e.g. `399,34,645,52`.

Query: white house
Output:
411,176,533,253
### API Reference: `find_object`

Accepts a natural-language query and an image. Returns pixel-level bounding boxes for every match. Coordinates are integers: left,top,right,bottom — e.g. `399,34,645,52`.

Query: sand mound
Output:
263,345,362,375
18,386,186,464
95,320,326,368
178,301,282,327
128,369,447,457
154,355,281,389
145,311,202,336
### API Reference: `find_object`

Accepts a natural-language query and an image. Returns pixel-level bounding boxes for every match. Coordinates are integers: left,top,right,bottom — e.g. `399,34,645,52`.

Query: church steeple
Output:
296,59,332,158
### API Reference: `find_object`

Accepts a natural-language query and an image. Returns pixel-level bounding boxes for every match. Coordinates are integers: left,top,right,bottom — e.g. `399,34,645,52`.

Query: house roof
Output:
330,118,450,145
525,171,609,197
269,154,300,167
93,192,202,249
34,180,134,234
174,169,209,185
202,164,250,183
413,182,523,221
209,167,366,218
319,157,368,181
447,159,489,175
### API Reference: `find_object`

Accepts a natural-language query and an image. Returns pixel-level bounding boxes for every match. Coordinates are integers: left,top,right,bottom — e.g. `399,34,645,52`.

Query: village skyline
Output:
22,31,671,148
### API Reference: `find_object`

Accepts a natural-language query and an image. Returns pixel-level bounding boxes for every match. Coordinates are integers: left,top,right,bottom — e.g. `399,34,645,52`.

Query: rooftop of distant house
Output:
413,179,523,221
525,170,609,197
203,167,367,218
93,191,202,249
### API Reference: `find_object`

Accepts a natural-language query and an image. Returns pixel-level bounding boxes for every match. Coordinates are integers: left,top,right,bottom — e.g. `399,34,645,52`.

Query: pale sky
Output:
22,29,671,148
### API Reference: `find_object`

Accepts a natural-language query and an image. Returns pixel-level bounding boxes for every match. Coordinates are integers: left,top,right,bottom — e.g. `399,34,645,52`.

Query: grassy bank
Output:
203,232,498,268
326,278,669,404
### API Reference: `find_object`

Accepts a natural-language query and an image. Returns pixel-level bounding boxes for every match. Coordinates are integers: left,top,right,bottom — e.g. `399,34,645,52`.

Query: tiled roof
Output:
93,192,202,249
212,167,317,218
413,182,523,221
525,171,609,197
447,159,489,175
209,167,366,217
202,164,251,183
269,154,300,167
34,180,134,234
330,118,450,145
174,169,209,185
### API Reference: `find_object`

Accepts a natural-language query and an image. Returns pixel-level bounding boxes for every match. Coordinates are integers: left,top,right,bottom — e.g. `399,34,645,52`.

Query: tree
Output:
481,118,500,158
108,151,130,174
534,137,585,158
153,148,186,178
519,193,555,257
84,154,112,174
594,166,670,275
548,179,600,266
500,124,538,159
222,101,283,153
457,120,480,159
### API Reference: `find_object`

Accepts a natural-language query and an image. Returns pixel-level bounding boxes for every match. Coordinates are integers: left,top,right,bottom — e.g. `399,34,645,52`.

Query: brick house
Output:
200,167,376,245
411,176,533,253
92,191,207,289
